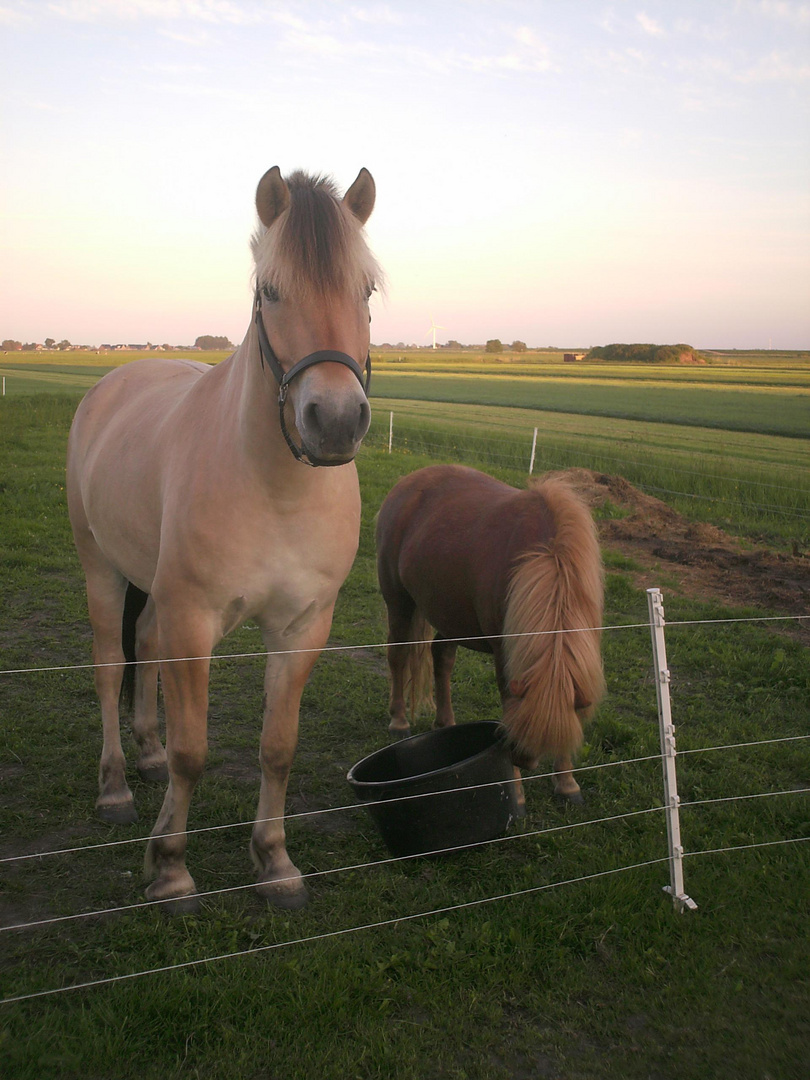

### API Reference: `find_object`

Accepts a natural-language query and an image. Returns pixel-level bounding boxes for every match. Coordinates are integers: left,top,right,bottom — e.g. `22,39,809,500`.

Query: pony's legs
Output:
432,637,457,728
132,596,168,783
251,610,333,908
144,610,215,911
384,593,417,736
84,564,138,824
553,755,583,803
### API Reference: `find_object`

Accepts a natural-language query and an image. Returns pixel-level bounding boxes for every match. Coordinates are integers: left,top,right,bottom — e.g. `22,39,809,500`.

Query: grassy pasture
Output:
364,398,810,550
369,371,810,439
0,394,808,1079
2,351,809,550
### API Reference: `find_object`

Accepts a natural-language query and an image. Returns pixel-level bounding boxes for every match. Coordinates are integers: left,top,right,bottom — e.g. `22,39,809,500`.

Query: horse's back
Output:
377,465,556,641
378,464,554,573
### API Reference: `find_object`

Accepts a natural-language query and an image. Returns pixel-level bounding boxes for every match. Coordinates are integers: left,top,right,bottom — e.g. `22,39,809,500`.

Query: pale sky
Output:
2,0,809,349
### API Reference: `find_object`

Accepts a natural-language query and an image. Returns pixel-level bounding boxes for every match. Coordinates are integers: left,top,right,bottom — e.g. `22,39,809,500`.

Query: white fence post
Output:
529,427,537,474
388,410,393,454
647,587,698,913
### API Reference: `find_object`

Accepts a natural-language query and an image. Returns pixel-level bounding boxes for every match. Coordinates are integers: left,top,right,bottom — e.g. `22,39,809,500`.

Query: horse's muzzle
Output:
297,392,371,466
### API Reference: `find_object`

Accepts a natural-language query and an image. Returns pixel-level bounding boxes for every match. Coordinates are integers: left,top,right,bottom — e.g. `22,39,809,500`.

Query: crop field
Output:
0,369,809,1078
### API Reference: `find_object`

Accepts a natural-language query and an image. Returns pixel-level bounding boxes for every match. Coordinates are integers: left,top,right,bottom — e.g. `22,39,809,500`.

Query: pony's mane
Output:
251,170,383,303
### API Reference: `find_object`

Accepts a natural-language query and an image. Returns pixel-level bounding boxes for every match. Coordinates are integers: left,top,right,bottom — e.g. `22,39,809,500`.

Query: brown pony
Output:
66,166,381,911
375,465,605,801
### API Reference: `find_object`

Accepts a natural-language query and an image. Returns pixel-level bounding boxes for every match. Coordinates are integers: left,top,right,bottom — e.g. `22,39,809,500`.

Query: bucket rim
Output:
346,720,509,792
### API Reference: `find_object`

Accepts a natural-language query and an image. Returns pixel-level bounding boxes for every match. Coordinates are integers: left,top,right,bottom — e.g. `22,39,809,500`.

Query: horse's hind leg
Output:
432,637,457,728
131,596,168,783
85,567,138,824
384,592,417,737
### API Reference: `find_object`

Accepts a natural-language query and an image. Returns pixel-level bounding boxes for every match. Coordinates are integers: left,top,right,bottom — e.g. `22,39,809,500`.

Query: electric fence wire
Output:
4,834,809,1006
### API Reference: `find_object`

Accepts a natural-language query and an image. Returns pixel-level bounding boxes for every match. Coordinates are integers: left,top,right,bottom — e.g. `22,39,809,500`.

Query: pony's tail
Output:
120,583,149,714
501,476,605,765
399,611,435,720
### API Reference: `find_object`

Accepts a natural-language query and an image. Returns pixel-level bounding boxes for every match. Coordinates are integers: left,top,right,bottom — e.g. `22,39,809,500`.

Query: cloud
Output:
737,49,810,81
754,1,810,26
349,4,406,26
46,0,261,24
0,3,33,26
636,11,664,36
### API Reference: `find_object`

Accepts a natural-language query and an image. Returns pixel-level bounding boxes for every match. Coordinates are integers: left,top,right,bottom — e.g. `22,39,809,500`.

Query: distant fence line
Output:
366,410,810,526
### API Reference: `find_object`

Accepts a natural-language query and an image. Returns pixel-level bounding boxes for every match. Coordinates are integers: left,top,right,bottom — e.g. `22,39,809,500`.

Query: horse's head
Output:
251,167,380,467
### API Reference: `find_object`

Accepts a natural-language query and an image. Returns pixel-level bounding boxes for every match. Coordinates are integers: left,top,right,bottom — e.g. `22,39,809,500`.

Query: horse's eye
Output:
262,284,280,303
365,282,375,301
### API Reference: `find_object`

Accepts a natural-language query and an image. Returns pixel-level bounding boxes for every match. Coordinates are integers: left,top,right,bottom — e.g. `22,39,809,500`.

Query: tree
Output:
195,335,234,351
485,339,502,353
44,338,55,349
57,339,72,350
2,340,22,351
511,340,527,352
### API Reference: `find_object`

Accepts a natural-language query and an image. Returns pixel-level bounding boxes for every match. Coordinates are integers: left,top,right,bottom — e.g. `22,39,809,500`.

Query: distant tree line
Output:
585,343,705,364
2,338,70,351
485,339,527,353
195,335,234,351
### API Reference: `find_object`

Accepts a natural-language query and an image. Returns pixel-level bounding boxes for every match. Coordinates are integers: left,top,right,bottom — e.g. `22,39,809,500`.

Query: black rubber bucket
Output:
346,721,521,858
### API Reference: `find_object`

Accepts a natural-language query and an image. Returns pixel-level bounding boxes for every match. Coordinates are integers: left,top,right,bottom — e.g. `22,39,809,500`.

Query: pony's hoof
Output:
256,880,310,910
96,801,138,825
156,893,202,917
555,790,585,806
137,761,169,783
388,724,411,741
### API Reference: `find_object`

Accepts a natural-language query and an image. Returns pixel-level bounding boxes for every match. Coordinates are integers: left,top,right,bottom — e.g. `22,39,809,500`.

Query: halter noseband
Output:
254,288,371,467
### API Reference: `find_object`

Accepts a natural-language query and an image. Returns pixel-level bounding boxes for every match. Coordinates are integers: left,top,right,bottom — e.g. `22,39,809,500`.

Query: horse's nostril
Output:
356,399,371,440
303,401,320,432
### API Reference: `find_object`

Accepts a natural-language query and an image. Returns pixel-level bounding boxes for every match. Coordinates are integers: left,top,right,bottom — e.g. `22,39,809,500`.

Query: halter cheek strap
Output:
254,289,372,467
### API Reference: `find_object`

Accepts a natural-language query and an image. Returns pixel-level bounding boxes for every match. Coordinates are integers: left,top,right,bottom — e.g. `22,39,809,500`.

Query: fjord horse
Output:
376,465,605,801
66,166,381,911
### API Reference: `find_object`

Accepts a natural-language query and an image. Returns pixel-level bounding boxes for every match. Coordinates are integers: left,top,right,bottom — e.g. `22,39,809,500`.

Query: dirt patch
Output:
557,469,810,645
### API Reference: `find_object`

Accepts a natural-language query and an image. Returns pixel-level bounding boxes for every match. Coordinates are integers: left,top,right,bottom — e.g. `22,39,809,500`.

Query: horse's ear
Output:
256,166,290,228
343,168,375,224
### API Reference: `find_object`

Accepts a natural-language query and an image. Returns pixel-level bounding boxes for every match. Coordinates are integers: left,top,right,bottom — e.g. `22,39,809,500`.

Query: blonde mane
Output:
251,170,383,303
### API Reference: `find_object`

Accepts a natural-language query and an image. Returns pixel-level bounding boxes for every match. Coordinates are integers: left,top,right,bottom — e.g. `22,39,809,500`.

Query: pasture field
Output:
368,371,810,439
364,398,810,550
0,395,808,1080
2,351,809,550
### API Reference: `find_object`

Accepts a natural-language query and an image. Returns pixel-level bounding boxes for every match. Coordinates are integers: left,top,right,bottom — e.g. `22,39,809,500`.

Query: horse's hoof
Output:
256,881,310,911
555,790,585,806
388,725,411,741
97,801,138,825
156,893,202,917
137,761,169,783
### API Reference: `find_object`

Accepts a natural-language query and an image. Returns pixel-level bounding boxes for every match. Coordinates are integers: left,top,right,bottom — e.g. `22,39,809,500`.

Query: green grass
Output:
369,371,810,438
364,398,810,549
0,396,809,1079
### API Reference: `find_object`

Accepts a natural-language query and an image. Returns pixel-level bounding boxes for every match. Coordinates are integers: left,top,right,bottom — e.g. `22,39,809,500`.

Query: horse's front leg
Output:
553,755,584,804
143,611,215,913
251,610,332,909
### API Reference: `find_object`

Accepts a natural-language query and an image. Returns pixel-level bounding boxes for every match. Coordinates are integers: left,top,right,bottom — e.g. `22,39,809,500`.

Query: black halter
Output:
254,288,371,467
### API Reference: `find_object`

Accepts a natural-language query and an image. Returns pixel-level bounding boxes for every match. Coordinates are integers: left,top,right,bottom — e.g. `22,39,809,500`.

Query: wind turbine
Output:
426,315,446,350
